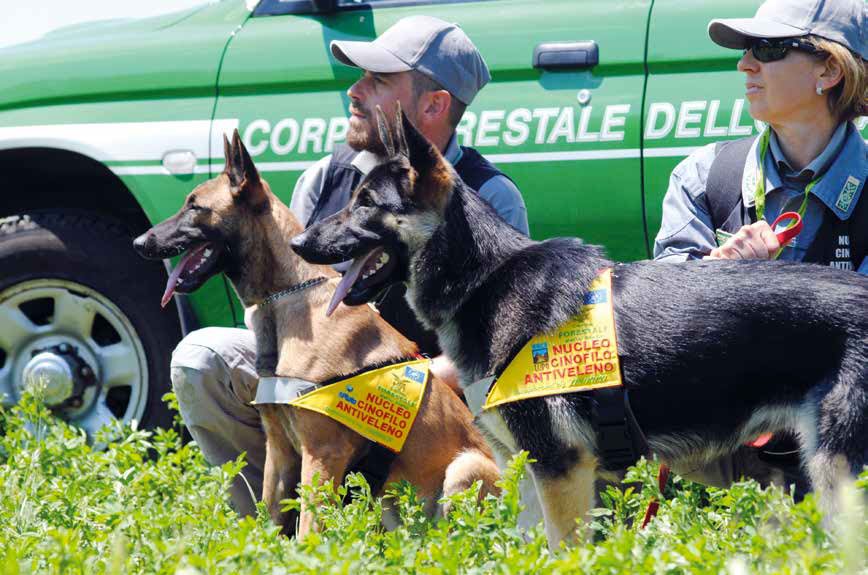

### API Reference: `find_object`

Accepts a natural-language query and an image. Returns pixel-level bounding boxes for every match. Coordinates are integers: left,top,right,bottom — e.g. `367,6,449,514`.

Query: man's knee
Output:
169,365,211,428
170,327,259,427
171,327,253,370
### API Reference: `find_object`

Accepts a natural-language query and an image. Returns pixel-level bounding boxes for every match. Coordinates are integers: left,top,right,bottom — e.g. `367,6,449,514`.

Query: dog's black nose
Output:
132,233,152,257
289,233,307,254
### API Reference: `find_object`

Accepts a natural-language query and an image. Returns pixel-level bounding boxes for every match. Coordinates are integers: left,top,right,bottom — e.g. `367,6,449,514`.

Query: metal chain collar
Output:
261,276,328,307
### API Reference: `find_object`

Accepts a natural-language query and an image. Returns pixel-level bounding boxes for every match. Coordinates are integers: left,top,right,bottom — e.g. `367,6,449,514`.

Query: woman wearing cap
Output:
655,0,867,270
653,0,867,491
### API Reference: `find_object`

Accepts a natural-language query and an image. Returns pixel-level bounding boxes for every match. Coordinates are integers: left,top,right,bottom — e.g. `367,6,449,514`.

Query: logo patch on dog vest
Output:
286,360,429,452
482,269,622,410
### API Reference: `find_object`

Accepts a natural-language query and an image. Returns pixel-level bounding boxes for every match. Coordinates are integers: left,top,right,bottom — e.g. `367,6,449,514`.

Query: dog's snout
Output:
132,232,155,258
289,233,307,254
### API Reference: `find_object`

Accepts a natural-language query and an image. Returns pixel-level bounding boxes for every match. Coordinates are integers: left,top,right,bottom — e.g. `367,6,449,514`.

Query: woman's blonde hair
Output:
807,36,868,123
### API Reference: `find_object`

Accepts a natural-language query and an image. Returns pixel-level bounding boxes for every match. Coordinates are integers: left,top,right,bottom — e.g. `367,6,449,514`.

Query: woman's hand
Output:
704,220,781,260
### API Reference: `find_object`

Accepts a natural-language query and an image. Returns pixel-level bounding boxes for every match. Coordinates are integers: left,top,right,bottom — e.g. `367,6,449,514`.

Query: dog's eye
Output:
356,194,374,208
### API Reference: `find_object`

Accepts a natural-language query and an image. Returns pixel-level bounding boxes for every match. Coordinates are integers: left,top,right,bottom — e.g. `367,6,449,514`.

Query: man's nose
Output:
347,77,365,102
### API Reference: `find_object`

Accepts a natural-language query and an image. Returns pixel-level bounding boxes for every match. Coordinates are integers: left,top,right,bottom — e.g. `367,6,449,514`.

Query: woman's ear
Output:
818,54,844,93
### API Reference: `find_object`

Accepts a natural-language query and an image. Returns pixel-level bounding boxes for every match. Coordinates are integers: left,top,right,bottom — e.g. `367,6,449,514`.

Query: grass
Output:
1,393,866,575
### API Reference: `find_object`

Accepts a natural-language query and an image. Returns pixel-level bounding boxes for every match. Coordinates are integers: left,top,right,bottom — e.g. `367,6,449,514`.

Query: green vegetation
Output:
1,394,866,575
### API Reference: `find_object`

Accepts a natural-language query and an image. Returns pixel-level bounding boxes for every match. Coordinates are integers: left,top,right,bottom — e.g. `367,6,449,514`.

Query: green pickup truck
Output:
1,0,865,432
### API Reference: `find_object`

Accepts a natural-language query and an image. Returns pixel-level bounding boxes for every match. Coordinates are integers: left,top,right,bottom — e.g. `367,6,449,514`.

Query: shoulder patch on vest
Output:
836,175,861,212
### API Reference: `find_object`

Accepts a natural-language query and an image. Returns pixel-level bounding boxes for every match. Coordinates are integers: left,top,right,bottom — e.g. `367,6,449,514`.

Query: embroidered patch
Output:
715,228,733,247
836,176,861,212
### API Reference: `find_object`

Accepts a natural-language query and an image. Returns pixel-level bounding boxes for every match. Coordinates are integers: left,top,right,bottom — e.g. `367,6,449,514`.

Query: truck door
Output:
216,0,652,276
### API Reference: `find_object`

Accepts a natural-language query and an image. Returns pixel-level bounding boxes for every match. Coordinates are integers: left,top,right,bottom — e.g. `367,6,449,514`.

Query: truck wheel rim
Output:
0,279,149,438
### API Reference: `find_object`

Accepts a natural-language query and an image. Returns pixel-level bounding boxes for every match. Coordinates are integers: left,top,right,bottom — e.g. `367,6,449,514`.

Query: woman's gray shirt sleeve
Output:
653,143,720,262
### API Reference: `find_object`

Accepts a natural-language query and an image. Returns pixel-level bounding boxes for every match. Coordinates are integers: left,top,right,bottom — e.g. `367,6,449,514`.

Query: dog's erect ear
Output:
399,108,439,174
394,101,409,157
233,128,260,184
375,105,396,157
223,133,232,177
228,129,266,204
392,108,452,212
226,130,243,188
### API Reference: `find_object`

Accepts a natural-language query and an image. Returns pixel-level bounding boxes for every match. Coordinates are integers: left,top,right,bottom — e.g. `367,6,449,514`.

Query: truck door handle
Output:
532,41,599,70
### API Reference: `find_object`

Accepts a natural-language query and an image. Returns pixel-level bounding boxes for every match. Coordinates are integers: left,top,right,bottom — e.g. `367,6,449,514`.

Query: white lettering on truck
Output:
242,99,862,158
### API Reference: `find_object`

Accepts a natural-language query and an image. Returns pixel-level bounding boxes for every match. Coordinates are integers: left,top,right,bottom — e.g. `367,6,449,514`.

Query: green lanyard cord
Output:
754,127,821,259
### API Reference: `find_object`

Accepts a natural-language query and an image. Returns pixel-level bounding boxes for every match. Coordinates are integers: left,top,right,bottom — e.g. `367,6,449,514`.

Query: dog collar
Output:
261,276,328,306
253,376,319,404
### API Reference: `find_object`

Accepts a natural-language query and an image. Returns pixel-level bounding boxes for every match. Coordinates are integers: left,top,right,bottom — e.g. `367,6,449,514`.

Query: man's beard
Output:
347,112,386,155
347,100,418,156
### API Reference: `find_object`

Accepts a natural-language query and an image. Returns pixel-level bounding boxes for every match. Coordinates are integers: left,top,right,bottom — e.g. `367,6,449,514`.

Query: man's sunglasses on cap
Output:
744,38,826,63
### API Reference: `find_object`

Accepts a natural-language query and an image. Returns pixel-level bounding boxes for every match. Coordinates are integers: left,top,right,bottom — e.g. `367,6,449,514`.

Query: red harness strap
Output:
641,463,670,528
747,432,773,448
640,433,773,528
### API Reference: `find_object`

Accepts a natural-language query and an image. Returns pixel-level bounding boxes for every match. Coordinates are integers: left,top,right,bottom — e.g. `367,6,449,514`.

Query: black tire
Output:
0,211,182,431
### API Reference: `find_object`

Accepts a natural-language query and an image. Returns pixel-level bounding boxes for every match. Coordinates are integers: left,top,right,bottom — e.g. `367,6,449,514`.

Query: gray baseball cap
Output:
330,15,491,105
708,0,867,61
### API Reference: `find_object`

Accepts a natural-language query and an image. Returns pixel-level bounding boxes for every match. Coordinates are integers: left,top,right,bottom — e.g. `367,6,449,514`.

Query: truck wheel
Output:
0,211,182,435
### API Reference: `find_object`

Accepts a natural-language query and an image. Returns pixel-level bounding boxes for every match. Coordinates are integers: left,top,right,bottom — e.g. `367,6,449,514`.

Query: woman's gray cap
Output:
330,15,491,105
708,0,867,60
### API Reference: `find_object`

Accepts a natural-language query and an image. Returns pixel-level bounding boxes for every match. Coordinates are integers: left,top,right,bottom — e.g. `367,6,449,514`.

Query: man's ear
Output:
229,129,266,204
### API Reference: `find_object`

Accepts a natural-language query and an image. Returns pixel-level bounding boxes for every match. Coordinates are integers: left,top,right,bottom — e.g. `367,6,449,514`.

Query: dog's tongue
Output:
161,244,208,308
326,248,382,317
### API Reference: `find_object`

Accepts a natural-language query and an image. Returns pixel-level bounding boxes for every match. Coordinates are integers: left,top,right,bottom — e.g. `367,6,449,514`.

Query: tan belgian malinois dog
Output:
133,130,499,538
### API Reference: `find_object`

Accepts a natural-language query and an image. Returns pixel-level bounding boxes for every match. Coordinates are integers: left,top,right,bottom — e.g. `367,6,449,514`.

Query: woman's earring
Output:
816,83,823,95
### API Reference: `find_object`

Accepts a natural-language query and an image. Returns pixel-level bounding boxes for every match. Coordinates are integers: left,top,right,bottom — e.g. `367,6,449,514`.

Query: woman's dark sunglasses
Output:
745,38,826,63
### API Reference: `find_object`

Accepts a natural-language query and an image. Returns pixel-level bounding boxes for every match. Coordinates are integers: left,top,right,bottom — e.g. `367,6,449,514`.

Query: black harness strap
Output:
344,443,398,502
706,136,757,233
590,387,647,472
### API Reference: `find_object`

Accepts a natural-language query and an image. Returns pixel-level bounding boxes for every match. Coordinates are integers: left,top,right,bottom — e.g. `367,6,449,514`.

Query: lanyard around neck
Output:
754,128,822,258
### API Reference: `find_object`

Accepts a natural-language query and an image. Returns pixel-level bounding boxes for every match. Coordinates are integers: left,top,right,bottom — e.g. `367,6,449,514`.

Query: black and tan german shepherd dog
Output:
290,105,868,546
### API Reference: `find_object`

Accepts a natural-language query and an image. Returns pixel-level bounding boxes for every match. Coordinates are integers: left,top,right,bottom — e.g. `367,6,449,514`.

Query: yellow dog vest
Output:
254,359,429,453
468,269,622,414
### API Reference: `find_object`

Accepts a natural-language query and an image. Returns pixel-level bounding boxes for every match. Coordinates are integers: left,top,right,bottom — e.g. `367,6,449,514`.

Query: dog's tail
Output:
803,341,868,520
440,448,501,512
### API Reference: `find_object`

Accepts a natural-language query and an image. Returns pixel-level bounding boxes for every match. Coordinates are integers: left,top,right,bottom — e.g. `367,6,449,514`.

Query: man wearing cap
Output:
654,0,867,493
169,15,528,517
